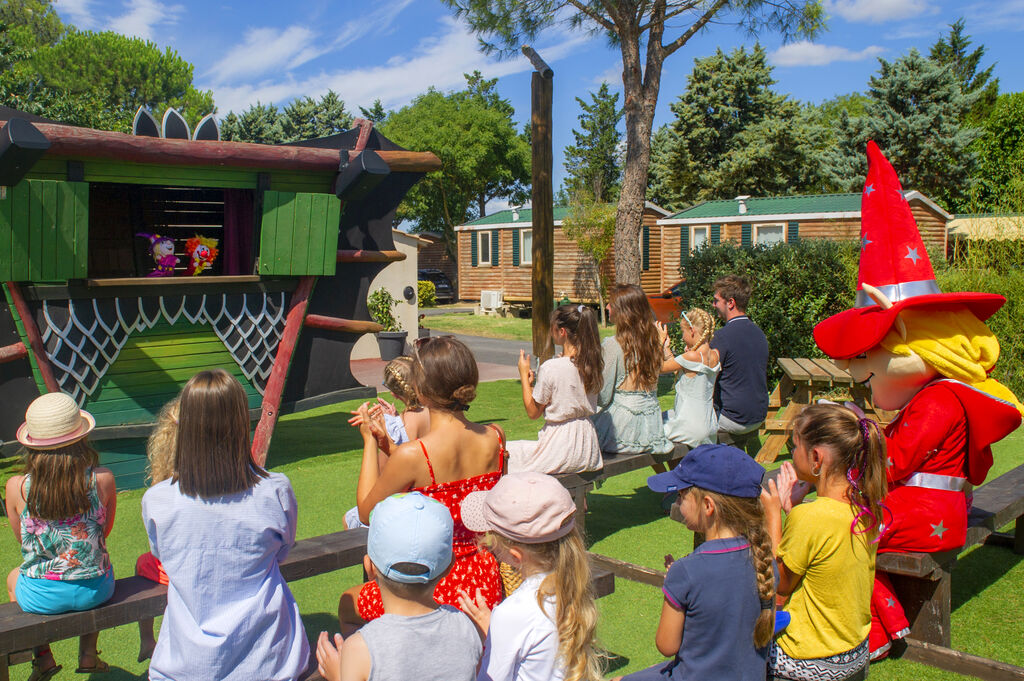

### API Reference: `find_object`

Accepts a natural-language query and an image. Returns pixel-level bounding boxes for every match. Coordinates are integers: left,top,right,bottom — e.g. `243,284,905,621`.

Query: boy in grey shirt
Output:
316,493,482,681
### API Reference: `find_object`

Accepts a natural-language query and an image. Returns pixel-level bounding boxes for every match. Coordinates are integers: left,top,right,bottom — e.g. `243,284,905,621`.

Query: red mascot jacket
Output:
878,379,1021,554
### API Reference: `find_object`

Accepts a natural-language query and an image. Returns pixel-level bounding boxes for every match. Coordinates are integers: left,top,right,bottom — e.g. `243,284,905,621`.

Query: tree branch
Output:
662,0,727,57
566,0,617,32
638,0,699,33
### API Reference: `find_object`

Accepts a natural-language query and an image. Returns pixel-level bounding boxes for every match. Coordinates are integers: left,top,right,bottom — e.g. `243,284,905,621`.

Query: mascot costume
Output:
813,141,1023,659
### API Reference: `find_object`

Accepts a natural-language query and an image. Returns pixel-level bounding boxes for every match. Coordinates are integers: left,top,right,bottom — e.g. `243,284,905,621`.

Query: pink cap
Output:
461,472,576,544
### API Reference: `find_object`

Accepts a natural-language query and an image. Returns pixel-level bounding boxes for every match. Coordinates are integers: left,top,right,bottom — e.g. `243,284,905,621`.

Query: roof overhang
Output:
455,221,561,232
658,211,861,226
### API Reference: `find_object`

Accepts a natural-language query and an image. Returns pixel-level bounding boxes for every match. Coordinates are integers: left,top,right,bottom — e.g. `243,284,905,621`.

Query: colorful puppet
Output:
813,141,1024,659
137,233,178,277
185,235,219,276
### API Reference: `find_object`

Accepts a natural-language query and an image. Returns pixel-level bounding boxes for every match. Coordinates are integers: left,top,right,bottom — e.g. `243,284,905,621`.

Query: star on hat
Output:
813,141,1005,359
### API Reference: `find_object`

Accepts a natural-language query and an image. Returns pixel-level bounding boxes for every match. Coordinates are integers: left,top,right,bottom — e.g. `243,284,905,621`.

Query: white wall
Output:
350,230,421,360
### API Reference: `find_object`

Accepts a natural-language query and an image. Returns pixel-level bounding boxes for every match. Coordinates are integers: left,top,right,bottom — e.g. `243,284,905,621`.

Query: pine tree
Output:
219,103,285,144
822,49,980,211
929,18,999,125
563,83,623,203
359,99,389,124
279,91,352,141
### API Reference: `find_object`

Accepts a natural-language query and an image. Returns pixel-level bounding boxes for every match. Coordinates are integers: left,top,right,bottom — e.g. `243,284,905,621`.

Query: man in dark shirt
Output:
709,275,769,456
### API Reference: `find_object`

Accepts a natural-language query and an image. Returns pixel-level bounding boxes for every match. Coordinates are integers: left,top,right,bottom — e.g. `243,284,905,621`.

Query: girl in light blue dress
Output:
660,308,720,447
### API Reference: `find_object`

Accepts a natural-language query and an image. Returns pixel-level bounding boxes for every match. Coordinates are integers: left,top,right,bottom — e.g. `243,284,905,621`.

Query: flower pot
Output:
376,331,408,361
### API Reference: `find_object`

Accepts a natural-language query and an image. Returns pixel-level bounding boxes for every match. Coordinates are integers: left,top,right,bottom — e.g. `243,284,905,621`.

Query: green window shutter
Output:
471,231,478,267
741,223,752,248
492,229,499,266
710,224,721,244
512,229,520,267
787,221,800,242
679,227,689,266
642,223,650,270
1,179,89,282
259,190,341,275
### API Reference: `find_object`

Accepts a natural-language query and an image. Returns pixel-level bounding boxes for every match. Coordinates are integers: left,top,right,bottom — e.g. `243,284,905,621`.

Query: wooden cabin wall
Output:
641,219,662,295
418,237,457,283
909,203,948,252
793,218,860,241
661,225,682,291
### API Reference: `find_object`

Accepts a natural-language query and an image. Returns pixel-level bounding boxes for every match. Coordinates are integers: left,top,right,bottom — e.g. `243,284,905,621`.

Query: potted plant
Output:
368,287,407,360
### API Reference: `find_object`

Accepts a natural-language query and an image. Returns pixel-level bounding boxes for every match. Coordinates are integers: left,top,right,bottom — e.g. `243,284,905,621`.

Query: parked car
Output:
418,269,455,303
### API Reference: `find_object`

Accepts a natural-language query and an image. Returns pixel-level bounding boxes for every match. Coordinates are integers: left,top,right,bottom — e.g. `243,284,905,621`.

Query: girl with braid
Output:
762,403,887,680
658,308,720,447
615,444,777,681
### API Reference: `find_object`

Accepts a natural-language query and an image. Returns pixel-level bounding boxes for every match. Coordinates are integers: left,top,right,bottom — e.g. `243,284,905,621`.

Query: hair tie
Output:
759,598,773,610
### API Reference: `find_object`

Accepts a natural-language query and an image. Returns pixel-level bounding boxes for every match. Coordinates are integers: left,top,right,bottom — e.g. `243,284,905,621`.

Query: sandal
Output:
27,660,62,681
75,652,110,674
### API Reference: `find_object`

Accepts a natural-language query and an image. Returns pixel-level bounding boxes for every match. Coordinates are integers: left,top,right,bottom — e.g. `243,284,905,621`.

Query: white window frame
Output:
691,225,708,252
520,228,533,265
754,223,786,245
478,231,492,266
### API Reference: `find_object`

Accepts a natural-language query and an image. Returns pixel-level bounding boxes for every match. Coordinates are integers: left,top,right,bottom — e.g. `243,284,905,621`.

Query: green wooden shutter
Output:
679,227,689,266
710,224,721,244
642,223,650,270
0,179,88,282
787,221,800,243
471,231,478,267
492,229,500,266
512,229,520,267
741,223,752,248
259,190,341,275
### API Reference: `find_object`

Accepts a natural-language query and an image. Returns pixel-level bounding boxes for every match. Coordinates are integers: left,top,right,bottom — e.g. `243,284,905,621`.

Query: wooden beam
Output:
901,639,1024,681
86,275,262,287
336,249,406,263
589,552,666,588
251,276,315,467
530,69,554,362
4,282,59,393
0,342,27,364
304,314,382,334
22,123,442,174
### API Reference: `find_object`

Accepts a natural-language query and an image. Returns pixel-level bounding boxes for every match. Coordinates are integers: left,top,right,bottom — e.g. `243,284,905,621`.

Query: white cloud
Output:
207,26,324,85
108,0,183,41
592,64,622,88
332,0,416,51
825,0,937,23
207,16,592,115
964,0,1024,32
53,0,96,30
770,41,884,67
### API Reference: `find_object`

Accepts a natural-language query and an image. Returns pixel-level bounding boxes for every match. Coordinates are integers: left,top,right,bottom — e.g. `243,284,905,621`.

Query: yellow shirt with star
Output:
776,497,877,659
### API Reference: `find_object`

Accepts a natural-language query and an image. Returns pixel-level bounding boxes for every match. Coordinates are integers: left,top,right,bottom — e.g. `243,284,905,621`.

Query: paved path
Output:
420,307,474,316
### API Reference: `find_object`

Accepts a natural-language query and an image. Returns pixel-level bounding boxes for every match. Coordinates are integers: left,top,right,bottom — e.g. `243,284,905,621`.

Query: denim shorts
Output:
15,569,115,615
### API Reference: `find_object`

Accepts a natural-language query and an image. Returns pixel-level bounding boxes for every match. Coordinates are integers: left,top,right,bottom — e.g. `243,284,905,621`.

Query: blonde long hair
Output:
146,399,179,485
682,308,714,350
687,487,776,648
486,527,603,681
609,285,661,390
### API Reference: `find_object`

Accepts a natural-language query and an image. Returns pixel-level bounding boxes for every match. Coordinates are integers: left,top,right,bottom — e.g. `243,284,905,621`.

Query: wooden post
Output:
5,282,59,393
251,276,315,466
525,46,555,362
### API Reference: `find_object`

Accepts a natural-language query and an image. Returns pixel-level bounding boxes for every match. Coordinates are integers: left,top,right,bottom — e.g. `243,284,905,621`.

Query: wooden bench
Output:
0,528,615,681
757,358,896,464
555,445,688,536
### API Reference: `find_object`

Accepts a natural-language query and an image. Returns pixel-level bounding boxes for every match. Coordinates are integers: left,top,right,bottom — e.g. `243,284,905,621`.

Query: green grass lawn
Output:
0,380,1021,679
423,311,617,342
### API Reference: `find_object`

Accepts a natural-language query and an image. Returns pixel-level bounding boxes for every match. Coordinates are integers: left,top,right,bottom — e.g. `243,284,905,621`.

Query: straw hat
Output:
16,392,96,450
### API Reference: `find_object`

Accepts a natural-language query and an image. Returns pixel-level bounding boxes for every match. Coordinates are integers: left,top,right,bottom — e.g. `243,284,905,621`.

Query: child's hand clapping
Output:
517,349,535,385
774,462,812,512
457,588,492,641
316,631,344,681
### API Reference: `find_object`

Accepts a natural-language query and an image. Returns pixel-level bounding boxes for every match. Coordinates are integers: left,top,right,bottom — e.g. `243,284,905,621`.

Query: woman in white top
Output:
659,308,721,447
506,304,604,474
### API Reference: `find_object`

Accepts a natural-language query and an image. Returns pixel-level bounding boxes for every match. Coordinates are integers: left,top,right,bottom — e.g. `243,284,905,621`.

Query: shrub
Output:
418,279,437,308
672,239,859,385
367,287,402,332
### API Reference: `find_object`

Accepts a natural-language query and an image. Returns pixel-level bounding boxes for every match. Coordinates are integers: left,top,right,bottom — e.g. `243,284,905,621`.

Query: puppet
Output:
813,141,1023,659
137,233,178,277
185,235,219,276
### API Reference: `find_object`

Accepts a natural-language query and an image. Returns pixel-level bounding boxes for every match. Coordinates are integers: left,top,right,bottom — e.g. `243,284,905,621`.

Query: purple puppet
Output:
137,233,178,277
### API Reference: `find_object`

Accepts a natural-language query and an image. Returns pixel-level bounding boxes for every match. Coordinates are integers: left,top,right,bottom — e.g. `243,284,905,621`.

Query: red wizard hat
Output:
814,141,1005,359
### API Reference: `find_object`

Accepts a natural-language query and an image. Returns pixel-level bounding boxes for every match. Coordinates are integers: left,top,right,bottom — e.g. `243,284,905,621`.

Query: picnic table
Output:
756,357,897,463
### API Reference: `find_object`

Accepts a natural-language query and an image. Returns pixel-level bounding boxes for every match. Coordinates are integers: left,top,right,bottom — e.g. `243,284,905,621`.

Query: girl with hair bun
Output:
340,336,506,627
658,308,720,447
506,303,604,474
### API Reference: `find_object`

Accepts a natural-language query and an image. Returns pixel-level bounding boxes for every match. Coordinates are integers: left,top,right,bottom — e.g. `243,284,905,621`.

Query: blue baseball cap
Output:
368,492,454,584
647,444,766,499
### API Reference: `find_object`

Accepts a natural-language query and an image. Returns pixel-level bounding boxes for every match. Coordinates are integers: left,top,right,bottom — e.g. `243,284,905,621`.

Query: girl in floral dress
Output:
339,336,506,628
5,392,117,680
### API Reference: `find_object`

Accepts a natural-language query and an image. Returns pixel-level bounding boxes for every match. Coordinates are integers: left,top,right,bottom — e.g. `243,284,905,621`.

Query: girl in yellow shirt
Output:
763,403,887,681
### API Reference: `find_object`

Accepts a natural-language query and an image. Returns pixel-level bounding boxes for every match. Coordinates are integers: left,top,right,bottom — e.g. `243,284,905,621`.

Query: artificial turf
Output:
0,379,1020,680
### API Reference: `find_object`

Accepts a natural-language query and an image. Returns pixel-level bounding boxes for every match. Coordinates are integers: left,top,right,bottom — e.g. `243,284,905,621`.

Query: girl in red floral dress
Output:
339,336,506,628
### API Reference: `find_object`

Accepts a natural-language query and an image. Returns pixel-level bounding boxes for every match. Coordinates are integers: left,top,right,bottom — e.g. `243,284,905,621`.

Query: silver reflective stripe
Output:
855,279,942,308
903,472,967,491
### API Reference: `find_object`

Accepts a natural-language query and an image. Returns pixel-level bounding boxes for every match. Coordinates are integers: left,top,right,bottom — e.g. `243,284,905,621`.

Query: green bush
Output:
672,239,859,385
367,287,401,332
418,279,437,307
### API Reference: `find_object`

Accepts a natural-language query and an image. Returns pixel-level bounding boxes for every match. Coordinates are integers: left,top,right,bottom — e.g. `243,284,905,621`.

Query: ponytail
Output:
551,304,603,395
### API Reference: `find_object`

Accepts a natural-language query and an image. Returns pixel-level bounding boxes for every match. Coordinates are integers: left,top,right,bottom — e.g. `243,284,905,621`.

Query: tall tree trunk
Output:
477,193,487,218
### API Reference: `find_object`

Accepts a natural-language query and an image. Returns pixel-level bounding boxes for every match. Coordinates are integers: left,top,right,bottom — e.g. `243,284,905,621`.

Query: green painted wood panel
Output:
680,227,689,265
85,321,261,427
512,229,520,267
72,182,88,278
1,180,88,282
710,224,721,244
0,186,11,280
57,182,75,278
259,190,340,275
28,181,43,281
40,181,57,280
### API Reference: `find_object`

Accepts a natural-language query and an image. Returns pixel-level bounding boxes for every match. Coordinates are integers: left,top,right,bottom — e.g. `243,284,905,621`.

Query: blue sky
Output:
51,0,1024,204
